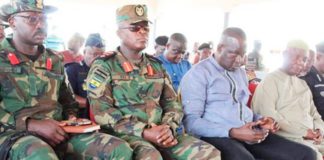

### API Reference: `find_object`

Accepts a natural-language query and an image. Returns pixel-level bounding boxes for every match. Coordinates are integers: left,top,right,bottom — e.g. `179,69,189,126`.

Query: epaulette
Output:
45,48,61,65
96,51,117,61
45,48,58,55
145,53,162,64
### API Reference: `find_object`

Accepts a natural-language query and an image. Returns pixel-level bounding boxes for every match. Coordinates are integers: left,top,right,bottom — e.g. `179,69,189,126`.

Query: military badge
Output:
135,5,144,16
88,78,102,89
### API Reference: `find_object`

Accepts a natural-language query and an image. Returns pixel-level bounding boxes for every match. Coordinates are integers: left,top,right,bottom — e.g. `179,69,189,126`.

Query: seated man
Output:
180,27,316,160
153,35,168,57
197,42,213,62
0,1,132,159
301,42,324,119
158,33,191,92
87,4,221,160
66,33,105,118
252,40,324,160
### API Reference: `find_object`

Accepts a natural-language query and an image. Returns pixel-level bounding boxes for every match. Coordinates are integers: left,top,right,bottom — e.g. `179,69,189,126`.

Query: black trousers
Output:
201,133,317,160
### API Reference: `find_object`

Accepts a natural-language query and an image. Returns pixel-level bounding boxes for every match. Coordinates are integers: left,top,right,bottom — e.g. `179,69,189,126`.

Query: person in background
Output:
158,33,191,92
247,40,265,71
0,19,8,41
66,33,105,118
252,39,324,160
301,42,324,120
197,42,213,62
87,4,221,160
181,28,317,160
0,0,132,159
153,35,168,57
60,32,85,66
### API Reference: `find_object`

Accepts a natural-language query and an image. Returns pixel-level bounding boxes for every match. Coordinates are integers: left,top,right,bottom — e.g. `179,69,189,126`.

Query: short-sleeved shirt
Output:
301,66,324,119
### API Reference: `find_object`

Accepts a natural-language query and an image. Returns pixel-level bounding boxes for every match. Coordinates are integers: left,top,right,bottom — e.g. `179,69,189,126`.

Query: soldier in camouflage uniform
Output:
87,4,221,160
0,0,132,159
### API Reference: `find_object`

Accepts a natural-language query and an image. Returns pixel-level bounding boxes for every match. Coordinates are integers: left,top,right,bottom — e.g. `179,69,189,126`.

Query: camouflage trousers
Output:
0,131,133,160
121,134,221,160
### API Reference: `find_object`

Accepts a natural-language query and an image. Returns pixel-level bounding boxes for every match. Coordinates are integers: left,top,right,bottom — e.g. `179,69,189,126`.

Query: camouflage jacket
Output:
0,38,78,133
87,48,183,137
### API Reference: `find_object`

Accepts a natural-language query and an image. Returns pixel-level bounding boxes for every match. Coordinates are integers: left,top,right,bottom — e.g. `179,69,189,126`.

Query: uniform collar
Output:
115,47,150,75
1,38,47,64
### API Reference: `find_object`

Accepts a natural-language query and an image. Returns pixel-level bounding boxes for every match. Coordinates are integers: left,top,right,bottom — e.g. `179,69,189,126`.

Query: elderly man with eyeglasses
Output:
157,33,191,92
0,0,133,159
86,4,221,160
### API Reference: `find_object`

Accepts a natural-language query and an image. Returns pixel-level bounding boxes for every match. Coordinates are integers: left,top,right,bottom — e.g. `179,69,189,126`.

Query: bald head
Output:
216,27,247,71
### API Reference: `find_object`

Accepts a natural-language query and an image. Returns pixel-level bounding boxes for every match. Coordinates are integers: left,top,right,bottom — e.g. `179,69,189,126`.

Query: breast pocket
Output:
144,73,164,98
111,74,145,106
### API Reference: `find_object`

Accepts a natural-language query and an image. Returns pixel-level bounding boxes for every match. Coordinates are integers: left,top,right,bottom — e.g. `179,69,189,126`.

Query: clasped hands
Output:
230,117,279,144
304,129,323,145
142,123,178,148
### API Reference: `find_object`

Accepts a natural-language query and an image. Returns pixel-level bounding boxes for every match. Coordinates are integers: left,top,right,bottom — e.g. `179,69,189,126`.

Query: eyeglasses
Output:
14,15,47,25
171,48,186,55
119,25,150,32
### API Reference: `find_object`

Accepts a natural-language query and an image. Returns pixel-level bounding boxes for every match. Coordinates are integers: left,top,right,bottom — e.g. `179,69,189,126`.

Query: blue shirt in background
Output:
158,55,191,92
180,55,261,138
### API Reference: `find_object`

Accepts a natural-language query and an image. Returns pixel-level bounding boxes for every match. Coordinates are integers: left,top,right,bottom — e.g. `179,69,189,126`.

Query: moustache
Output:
34,29,47,36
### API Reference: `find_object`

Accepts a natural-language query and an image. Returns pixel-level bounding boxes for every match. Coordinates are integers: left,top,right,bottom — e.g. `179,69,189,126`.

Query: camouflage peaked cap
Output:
116,4,151,24
0,0,57,22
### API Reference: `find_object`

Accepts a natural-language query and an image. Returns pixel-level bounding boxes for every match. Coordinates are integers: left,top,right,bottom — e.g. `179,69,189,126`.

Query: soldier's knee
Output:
108,138,133,159
134,146,162,160
10,136,58,160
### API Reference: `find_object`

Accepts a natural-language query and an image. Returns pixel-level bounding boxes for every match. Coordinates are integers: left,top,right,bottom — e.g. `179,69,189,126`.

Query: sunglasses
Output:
119,25,150,32
14,15,47,25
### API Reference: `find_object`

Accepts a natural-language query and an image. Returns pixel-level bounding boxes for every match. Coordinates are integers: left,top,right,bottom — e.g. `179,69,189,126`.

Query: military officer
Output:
87,4,221,160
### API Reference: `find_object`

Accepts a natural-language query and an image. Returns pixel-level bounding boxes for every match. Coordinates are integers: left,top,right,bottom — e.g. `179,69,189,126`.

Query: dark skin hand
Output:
142,123,178,148
230,122,269,144
256,117,280,133
27,119,68,147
